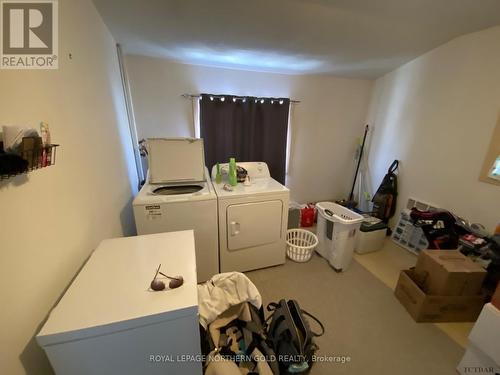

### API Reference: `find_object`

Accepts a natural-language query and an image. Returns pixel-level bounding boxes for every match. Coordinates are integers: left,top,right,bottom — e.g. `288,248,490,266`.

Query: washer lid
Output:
36,231,198,347
148,138,205,184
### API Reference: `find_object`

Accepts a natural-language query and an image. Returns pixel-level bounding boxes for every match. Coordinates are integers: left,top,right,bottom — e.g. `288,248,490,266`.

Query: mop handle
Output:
349,124,369,202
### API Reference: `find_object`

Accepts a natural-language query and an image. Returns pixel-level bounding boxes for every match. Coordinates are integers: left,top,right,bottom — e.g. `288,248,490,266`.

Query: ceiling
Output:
93,0,500,78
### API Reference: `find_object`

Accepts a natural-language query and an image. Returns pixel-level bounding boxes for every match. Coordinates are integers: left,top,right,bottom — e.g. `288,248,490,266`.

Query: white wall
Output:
0,1,137,374
365,26,500,231
125,56,373,203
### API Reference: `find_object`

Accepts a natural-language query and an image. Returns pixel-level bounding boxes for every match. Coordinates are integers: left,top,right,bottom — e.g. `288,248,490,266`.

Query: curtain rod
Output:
182,93,300,104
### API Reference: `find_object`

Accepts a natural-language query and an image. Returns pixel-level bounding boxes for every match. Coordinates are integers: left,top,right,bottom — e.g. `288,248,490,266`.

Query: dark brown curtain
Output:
200,94,290,184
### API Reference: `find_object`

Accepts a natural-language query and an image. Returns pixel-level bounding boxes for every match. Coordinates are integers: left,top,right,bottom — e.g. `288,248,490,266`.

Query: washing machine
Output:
211,162,289,273
133,138,219,282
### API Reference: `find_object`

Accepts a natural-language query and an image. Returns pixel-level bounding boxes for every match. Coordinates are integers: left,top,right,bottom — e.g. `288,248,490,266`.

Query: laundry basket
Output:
286,229,318,262
315,202,364,271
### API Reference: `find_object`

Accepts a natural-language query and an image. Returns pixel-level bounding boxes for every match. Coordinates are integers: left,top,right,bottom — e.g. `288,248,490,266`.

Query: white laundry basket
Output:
315,202,364,271
286,229,318,262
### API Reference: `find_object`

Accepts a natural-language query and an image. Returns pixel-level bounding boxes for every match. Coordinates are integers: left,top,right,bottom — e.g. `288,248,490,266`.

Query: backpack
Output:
201,302,279,374
266,299,324,374
372,160,399,222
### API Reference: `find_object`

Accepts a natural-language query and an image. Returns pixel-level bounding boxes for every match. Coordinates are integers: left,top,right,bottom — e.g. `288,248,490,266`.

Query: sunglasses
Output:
150,264,184,291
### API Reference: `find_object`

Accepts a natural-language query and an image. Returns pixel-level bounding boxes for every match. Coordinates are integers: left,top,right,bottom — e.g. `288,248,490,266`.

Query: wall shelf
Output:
0,144,59,180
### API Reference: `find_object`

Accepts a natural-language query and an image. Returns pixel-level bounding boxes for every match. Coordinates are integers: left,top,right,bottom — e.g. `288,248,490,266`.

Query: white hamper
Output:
315,202,363,271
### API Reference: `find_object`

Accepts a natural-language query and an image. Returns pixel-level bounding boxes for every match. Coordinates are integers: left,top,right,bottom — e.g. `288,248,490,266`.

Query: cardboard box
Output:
468,303,500,365
394,269,485,322
414,250,487,295
492,282,500,310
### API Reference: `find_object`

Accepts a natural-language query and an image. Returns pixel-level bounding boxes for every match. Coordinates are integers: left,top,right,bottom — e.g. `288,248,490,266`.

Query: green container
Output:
228,158,237,186
215,163,222,184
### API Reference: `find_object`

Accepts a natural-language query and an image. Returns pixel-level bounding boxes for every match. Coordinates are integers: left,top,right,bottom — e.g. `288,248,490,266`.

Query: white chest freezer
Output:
36,231,202,375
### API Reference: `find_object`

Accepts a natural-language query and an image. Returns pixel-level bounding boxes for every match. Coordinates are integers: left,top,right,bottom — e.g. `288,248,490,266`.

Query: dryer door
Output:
227,200,283,251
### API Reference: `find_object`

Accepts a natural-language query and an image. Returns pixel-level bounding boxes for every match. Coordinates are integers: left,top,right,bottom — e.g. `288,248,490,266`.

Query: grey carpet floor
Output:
245,253,464,375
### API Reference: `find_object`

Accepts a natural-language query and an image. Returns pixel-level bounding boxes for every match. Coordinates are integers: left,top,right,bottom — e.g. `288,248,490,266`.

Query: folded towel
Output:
2,125,39,152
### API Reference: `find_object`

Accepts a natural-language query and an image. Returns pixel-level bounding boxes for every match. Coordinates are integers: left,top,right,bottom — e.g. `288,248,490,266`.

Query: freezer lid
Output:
148,138,206,184
36,231,199,347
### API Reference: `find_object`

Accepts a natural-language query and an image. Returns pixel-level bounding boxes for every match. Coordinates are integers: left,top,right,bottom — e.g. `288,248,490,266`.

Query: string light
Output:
203,96,288,104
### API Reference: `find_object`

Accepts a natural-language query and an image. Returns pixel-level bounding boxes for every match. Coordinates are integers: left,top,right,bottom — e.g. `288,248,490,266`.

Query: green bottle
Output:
228,158,237,186
215,163,222,184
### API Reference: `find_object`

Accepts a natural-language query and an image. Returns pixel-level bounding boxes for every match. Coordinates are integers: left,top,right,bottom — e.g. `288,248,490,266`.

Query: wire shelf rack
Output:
0,144,59,180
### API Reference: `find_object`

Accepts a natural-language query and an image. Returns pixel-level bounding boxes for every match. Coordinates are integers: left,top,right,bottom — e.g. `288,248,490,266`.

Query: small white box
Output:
468,303,500,365
457,343,500,375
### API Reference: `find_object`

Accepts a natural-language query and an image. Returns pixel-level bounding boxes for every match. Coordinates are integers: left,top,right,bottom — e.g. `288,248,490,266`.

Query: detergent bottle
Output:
228,158,237,186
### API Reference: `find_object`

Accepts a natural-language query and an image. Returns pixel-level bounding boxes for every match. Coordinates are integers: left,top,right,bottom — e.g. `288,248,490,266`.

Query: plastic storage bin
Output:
391,209,429,255
315,202,364,271
355,220,388,254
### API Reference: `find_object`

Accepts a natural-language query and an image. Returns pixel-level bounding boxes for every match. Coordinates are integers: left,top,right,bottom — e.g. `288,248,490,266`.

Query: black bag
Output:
200,303,280,374
372,160,399,222
266,299,324,374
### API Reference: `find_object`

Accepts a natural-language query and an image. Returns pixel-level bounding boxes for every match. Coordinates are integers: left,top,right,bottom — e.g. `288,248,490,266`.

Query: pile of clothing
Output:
197,272,324,375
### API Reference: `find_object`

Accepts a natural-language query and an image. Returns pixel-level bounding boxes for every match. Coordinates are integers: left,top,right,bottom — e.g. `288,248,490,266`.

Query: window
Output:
198,94,290,184
480,113,500,186
489,155,500,180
